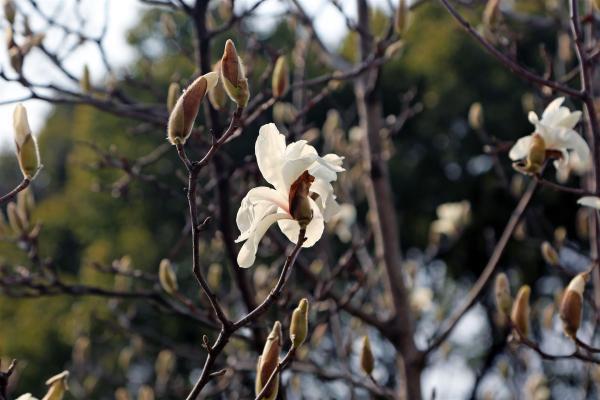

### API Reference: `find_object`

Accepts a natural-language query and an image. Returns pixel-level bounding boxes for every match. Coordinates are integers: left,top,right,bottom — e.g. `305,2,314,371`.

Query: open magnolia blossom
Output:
509,97,590,176
235,123,344,268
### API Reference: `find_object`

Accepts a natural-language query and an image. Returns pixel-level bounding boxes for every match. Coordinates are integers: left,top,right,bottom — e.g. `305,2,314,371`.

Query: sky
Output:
0,1,484,398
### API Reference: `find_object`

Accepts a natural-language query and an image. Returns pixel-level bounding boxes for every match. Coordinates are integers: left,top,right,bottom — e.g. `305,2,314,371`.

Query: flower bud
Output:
158,259,178,294
208,62,227,111
13,104,41,179
220,39,249,107
541,241,559,267
81,65,91,94
483,0,500,29
288,171,315,229
394,0,408,36
3,0,15,25
114,388,129,400
9,46,22,74
167,72,218,145
290,298,309,348
7,201,25,234
42,370,69,400
494,273,512,316
511,285,531,337
271,56,289,98
5,26,14,49
468,102,484,130
166,82,180,114
137,385,154,400
560,273,588,339
256,321,282,400
360,335,374,375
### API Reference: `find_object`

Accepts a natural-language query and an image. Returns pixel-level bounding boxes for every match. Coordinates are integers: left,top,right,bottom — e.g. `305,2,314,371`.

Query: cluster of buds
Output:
13,104,41,179
220,39,250,107
158,258,178,295
256,299,310,399
4,1,45,75
559,272,588,339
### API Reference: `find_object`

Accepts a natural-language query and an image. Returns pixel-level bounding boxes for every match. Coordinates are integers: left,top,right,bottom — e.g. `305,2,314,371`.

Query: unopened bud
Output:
208,62,227,110
13,104,40,179
290,298,309,348
526,133,546,173
3,0,15,25
137,385,154,400
271,56,289,98
43,370,69,400
155,349,176,381
256,321,282,400
220,39,249,107
494,273,512,316
7,201,24,234
5,26,14,49
560,273,588,339
81,65,91,94
115,388,130,400
468,102,484,130
167,72,218,145
483,0,501,29
166,82,180,114
394,0,408,36
541,241,559,267
511,285,531,337
360,335,374,375
9,46,22,74
289,171,315,229
158,259,178,294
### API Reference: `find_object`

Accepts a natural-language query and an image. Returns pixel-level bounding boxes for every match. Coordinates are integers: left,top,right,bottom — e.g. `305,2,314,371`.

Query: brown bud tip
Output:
511,285,531,337
559,273,587,339
220,39,249,107
360,335,374,375
494,273,512,316
271,55,289,98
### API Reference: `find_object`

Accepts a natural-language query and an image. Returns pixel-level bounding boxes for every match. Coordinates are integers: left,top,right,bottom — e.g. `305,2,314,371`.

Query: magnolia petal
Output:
541,97,565,121
308,155,345,182
528,111,540,125
558,111,581,129
557,129,591,170
277,198,324,247
310,178,340,222
236,187,285,243
281,142,319,192
237,212,291,268
255,123,286,191
508,135,533,161
578,196,600,210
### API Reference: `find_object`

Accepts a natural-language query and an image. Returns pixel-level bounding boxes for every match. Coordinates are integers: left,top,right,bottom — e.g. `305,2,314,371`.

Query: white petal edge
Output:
508,135,533,161
578,196,600,210
237,212,291,268
277,198,324,248
255,123,286,191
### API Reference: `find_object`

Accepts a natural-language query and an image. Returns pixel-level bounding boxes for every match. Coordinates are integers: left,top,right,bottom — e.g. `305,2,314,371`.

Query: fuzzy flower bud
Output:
468,102,484,130
483,0,501,29
360,335,375,375
208,62,227,111
42,370,69,400
167,72,218,145
80,65,91,94
220,39,249,107
256,321,282,400
394,0,408,36
525,133,546,174
166,82,180,114
13,104,41,179
541,241,559,267
158,259,178,294
494,273,512,316
271,56,289,98
288,171,315,229
511,285,531,337
560,273,588,339
3,0,15,25
290,298,309,348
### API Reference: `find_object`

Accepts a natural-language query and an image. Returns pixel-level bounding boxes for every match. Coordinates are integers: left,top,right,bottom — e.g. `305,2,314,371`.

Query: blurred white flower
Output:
410,287,433,314
235,123,344,268
509,97,590,176
328,203,356,242
578,196,600,210
430,200,471,239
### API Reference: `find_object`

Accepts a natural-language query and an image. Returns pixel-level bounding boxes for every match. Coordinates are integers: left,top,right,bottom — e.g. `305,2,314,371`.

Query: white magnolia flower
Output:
235,123,344,268
577,196,600,210
430,200,471,238
509,97,590,175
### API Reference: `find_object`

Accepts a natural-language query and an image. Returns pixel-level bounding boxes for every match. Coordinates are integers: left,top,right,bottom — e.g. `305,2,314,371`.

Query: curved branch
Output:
0,178,30,206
